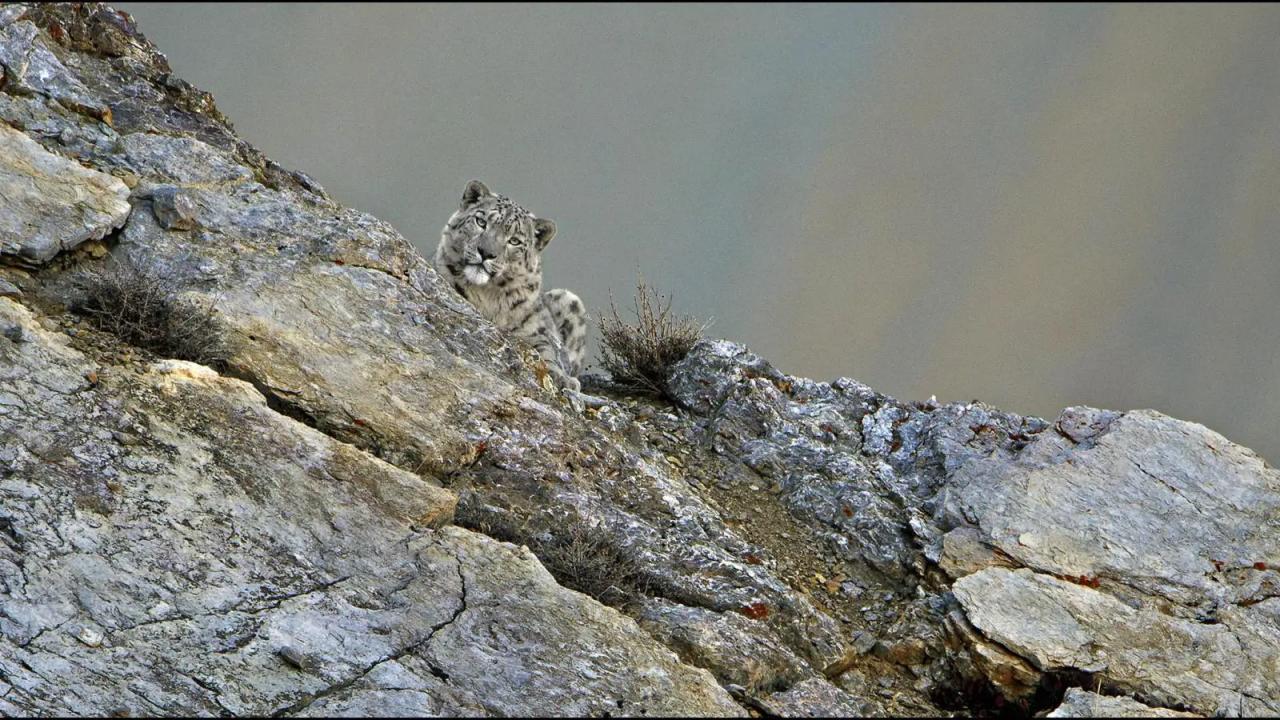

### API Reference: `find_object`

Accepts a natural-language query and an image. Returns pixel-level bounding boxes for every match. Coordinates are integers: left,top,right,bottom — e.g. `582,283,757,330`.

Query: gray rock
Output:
0,298,739,717
0,21,110,121
0,278,20,298
667,338,1049,586
635,597,811,694
1047,688,1200,718
122,133,254,185
667,338,787,415
926,404,1280,715
148,184,198,230
423,528,744,718
0,5,27,30
0,123,131,265
938,526,1007,579
940,406,1280,610
753,677,873,717
954,568,1279,716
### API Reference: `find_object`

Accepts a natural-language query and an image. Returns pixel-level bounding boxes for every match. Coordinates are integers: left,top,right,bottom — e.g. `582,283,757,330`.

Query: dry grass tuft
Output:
455,502,650,607
533,523,651,606
597,277,705,398
71,259,229,368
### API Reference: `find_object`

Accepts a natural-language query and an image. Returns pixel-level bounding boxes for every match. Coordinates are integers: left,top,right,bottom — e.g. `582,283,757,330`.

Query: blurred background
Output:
119,3,1280,462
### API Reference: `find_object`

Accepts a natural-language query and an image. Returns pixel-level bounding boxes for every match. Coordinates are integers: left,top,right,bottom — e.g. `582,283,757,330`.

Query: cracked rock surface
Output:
0,297,738,717
1,3,1277,717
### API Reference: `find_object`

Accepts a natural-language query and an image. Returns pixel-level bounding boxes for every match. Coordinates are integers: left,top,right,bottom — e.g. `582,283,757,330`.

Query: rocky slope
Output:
1,4,1276,717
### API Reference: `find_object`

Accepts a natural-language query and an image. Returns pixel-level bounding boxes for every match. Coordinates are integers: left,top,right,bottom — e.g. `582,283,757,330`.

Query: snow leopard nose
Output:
477,248,496,262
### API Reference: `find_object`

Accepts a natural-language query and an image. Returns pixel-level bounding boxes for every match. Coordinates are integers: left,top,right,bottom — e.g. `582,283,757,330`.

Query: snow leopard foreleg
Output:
542,288,587,376
514,301,581,392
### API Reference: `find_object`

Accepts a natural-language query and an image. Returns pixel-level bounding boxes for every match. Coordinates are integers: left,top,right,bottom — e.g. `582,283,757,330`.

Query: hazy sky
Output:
118,3,1280,462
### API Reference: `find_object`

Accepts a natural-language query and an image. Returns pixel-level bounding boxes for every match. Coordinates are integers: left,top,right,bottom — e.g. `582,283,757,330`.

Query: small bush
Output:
534,523,651,607
455,502,649,607
598,277,705,398
72,259,229,367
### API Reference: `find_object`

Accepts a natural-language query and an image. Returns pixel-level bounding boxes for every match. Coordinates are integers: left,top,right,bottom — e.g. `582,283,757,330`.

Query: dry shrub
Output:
598,277,705,398
534,523,651,607
72,259,229,367
455,502,649,607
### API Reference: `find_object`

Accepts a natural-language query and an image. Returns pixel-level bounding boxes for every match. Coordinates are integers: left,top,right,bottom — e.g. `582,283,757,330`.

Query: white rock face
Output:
0,123,130,265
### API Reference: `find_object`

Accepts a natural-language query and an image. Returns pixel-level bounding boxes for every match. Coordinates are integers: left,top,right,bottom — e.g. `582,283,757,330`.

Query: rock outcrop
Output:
1046,688,1200,718
1,3,1276,717
0,122,129,265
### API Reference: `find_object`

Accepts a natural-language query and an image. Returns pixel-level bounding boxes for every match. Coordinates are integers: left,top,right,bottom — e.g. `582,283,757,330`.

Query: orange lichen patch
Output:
1254,562,1269,571
739,602,770,620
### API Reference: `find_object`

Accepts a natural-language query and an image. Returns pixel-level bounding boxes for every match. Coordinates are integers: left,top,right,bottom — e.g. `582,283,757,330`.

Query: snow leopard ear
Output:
533,218,556,250
461,180,491,209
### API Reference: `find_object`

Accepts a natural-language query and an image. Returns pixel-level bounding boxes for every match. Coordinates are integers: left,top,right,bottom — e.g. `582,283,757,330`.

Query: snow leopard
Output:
435,180,587,392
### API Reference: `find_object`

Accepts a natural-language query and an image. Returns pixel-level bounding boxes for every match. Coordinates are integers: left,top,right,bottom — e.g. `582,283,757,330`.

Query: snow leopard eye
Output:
508,236,524,247
472,215,487,230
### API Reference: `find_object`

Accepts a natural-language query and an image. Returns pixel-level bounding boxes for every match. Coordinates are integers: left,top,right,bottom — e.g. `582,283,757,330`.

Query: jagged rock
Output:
0,122,130,266
146,184,197,230
635,597,812,693
752,676,874,717
954,568,1279,716
0,6,29,29
0,18,110,121
0,298,738,716
941,608,1041,702
938,405,1279,715
2,4,1278,717
939,405,1280,610
937,526,1009,579
666,338,788,415
122,133,254,185
1047,688,1200,718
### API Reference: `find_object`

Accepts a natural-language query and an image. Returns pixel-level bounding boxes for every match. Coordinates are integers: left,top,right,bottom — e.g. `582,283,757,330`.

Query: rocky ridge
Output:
0,4,1276,717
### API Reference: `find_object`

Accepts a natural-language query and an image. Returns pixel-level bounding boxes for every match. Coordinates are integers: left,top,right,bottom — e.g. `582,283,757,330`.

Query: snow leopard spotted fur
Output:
435,180,587,391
